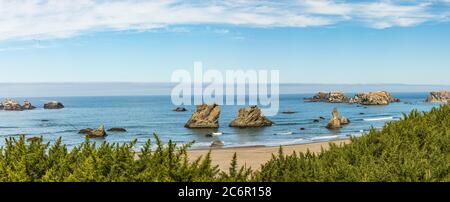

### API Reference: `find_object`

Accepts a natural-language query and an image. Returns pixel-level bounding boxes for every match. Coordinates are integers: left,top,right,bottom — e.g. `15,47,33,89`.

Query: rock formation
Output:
1,98,22,111
22,100,36,110
229,106,273,128
107,127,127,132
79,125,107,138
79,128,93,135
185,104,220,128
44,101,64,109
326,108,350,129
304,92,350,103
0,99,35,110
210,140,224,147
349,91,400,105
173,107,187,112
89,125,107,137
425,91,450,103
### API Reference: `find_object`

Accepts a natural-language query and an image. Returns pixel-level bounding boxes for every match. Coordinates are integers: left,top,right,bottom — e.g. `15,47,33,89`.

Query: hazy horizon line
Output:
1,82,450,86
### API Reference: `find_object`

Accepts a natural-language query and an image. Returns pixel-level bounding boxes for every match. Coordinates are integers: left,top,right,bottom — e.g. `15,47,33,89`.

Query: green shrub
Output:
0,134,223,182
255,105,450,182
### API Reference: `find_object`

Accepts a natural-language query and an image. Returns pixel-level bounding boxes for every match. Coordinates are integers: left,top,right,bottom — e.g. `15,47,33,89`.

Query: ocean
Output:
0,92,442,149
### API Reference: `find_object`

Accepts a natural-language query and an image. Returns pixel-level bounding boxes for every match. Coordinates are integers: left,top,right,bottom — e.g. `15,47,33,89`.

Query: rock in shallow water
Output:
79,128,93,134
173,107,187,112
185,104,220,128
229,106,273,128
210,140,224,147
107,127,127,132
79,125,107,138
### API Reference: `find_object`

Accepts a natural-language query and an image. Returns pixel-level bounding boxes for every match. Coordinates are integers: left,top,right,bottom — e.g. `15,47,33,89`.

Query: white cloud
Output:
0,0,448,41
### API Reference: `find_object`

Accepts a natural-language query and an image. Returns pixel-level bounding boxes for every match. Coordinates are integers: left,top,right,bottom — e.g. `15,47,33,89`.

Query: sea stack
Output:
349,91,400,105
185,104,220,128
44,101,64,109
229,106,273,128
425,91,450,103
304,92,350,103
326,108,350,129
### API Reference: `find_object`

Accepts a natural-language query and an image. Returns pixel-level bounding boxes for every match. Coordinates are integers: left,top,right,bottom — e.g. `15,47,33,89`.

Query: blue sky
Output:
0,0,450,84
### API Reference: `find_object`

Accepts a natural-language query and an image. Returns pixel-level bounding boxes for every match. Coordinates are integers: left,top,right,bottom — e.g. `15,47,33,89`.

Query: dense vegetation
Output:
256,105,450,182
0,105,449,182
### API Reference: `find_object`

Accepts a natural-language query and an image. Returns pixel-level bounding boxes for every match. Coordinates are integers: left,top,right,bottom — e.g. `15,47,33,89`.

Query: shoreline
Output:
188,139,350,171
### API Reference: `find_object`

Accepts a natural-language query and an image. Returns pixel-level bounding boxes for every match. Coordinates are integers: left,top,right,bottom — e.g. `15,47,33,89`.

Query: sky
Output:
0,0,450,84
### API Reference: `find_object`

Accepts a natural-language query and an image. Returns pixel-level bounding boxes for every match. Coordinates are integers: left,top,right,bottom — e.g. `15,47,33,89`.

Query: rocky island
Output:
229,106,273,128
426,91,450,103
304,92,350,103
349,91,400,105
1,99,36,111
305,91,400,105
44,101,65,109
185,104,220,128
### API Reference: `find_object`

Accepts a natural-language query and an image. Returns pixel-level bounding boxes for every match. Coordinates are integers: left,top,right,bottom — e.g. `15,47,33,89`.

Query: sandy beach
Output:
188,139,350,171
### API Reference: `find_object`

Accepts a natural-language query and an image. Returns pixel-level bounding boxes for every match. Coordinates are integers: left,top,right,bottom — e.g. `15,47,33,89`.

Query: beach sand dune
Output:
188,140,350,171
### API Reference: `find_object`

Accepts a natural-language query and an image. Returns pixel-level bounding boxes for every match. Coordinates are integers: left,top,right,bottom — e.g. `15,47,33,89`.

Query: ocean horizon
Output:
1,82,450,97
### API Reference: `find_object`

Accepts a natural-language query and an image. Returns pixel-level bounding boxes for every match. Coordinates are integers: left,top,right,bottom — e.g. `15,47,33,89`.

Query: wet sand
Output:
188,139,350,171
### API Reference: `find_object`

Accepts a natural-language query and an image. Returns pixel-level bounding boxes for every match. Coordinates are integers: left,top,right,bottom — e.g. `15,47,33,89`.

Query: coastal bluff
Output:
185,104,220,128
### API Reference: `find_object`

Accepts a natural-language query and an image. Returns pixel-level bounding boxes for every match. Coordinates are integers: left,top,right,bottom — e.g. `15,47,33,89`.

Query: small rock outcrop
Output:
304,92,350,103
229,106,273,128
79,128,93,134
426,91,450,103
22,100,36,110
185,104,220,128
44,101,64,109
107,128,127,132
349,91,400,105
326,108,350,129
173,107,187,112
79,125,107,138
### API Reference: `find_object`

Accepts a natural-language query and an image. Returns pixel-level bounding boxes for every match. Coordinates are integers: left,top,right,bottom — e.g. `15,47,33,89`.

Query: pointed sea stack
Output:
326,108,350,129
